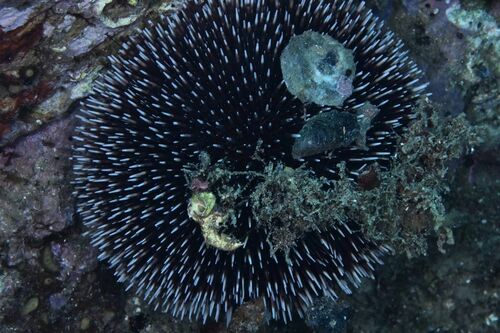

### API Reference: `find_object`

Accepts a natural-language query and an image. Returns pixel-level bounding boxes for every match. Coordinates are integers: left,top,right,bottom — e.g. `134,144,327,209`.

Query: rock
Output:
280,30,356,106
304,298,350,333
21,297,39,316
67,26,110,57
292,110,359,159
0,0,180,147
42,245,60,273
226,299,265,333
0,7,36,32
0,270,21,322
50,238,98,282
80,317,91,330
48,293,68,312
0,117,74,243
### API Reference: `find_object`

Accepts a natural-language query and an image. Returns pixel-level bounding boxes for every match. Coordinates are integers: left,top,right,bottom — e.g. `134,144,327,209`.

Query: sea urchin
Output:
73,0,428,324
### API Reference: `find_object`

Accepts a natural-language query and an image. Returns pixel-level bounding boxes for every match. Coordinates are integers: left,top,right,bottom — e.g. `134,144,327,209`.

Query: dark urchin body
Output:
73,0,427,323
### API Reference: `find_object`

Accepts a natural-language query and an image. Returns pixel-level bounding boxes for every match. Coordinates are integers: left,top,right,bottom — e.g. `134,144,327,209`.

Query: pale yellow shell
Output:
188,192,243,251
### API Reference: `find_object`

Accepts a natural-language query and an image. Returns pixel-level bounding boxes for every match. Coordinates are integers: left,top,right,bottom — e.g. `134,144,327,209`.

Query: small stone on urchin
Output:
292,111,360,159
280,30,356,107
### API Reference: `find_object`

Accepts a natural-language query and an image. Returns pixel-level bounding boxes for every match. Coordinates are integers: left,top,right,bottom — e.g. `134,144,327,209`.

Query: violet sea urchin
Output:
73,0,428,324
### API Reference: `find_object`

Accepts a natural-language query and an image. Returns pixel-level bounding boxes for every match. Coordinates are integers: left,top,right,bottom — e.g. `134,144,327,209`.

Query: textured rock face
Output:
0,0,183,147
0,0,498,332
280,30,355,107
0,117,74,244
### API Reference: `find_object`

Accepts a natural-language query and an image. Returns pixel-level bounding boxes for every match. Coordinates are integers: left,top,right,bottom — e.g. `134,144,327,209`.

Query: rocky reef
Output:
0,0,498,332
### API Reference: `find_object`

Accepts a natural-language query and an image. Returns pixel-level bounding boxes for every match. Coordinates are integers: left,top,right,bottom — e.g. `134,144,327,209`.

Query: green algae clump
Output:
185,103,479,257
250,165,347,255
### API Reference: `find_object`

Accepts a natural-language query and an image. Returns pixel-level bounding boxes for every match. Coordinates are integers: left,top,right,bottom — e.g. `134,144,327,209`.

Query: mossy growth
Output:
352,100,481,257
184,101,480,257
250,164,348,255
184,153,357,255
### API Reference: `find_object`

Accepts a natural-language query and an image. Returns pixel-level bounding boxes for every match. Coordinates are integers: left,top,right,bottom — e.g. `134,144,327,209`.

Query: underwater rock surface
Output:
0,0,498,332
